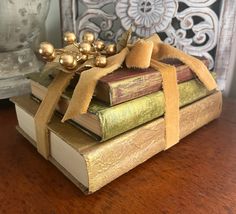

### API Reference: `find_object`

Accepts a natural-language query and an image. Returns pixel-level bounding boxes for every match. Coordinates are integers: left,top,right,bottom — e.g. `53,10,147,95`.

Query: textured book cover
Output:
95,57,208,105
29,57,208,106
31,75,215,141
12,91,222,193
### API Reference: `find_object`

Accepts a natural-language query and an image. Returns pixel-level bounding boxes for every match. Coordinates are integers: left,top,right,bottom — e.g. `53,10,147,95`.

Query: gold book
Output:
12,91,222,194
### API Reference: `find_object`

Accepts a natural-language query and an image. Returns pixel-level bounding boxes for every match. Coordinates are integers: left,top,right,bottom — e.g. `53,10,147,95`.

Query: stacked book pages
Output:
12,57,222,193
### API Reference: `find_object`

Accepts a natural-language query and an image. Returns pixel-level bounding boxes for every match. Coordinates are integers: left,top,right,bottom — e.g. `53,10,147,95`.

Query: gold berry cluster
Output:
38,32,117,70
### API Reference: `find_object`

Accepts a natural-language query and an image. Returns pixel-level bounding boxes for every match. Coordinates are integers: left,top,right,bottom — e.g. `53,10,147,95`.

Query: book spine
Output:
84,91,222,193
96,60,208,106
99,76,215,141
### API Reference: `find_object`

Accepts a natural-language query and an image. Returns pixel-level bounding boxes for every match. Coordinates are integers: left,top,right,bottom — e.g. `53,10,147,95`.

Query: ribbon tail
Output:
155,43,217,91
151,59,180,149
62,47,129,122
34,72,74,158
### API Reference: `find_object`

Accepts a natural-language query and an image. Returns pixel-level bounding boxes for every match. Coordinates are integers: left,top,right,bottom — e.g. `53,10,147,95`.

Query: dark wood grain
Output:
0,97,236,214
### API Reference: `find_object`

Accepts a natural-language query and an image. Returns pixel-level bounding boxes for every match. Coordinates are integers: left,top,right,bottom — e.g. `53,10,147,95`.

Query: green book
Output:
30,73,215,141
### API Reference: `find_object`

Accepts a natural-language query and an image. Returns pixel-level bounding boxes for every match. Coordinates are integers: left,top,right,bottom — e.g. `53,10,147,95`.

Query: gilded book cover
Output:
12,91,222,193
95,57,208,105
30,57,208,106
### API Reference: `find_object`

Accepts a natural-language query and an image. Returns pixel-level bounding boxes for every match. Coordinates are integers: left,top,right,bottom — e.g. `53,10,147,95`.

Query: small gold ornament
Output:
76,54,88,62
64,32,77,45
82,32,95,43
59,54,78,70
81,54,88,62
95,55,107,67
94,40,105,51
44,51,56,62
106,44,116,55
79,42,92,54
39,42,55,57
39,29,129,72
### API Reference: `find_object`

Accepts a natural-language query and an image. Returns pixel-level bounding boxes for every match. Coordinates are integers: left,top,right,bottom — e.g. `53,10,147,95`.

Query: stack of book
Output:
12,57,222,194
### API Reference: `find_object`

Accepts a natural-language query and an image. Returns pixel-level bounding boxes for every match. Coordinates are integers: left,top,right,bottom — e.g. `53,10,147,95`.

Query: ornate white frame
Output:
60,0,236,90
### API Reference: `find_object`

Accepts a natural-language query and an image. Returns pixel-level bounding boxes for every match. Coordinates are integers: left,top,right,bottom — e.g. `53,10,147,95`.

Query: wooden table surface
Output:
0,98,236,214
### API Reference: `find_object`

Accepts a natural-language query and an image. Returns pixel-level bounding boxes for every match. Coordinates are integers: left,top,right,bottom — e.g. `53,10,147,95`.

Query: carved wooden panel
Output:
60,0,236,90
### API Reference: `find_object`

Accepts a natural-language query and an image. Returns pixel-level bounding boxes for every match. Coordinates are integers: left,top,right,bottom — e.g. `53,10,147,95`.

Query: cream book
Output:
12,92,222,194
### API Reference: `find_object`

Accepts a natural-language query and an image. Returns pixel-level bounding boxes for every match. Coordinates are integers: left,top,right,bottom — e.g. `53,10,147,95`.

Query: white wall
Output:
45,0,62,48
224,33,236,98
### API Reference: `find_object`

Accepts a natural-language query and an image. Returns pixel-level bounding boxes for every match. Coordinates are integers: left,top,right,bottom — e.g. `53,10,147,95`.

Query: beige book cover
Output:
12,91,222,193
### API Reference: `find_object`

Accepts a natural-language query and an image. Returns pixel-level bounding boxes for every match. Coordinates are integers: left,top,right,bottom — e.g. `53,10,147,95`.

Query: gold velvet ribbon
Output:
150,60,179,149
34,34,217,158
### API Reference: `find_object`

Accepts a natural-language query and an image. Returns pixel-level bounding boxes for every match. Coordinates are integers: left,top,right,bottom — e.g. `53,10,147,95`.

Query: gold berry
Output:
39,42,54,57
94,40,105,51
76,54,88,62
81,54,88,62
64,32,76,44
106,44,116,55
44,51,56,62
79,42,92,54
59,54,77,70
95,55,107,67
82,32,95,43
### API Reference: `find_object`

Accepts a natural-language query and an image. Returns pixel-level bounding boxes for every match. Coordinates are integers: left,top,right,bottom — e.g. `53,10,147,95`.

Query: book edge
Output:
15,126,89,194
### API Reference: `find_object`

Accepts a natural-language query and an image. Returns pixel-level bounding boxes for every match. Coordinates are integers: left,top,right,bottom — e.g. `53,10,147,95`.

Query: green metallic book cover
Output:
90,77,214,140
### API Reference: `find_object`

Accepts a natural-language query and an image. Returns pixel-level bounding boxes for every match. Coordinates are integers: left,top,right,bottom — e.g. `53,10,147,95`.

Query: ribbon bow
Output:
35,34,217,159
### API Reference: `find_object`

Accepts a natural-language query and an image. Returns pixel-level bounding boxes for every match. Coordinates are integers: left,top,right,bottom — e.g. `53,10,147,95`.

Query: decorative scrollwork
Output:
178,0,217,7
116,0,178,37
63,0,220,70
